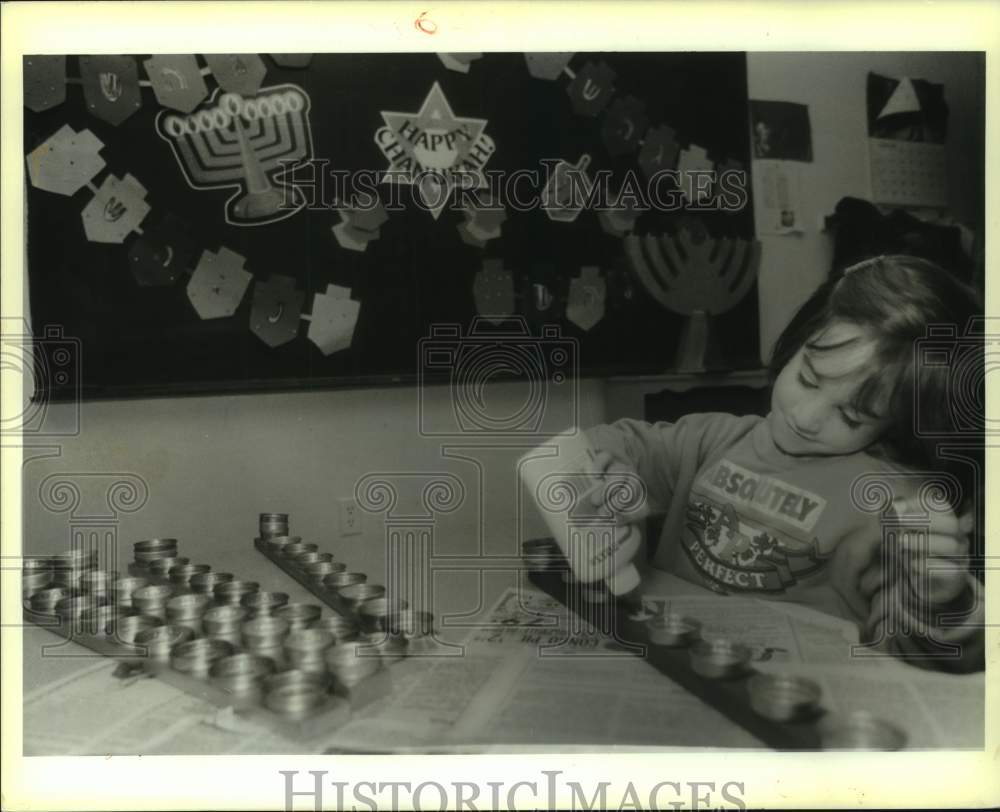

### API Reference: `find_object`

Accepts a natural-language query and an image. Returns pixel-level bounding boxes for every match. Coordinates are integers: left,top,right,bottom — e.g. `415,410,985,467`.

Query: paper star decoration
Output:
375,82,495,219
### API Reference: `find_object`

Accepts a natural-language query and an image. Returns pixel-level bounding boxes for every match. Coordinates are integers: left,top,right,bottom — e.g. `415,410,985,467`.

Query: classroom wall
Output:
21,380,606,579
21,52,983,572
747,51,984,360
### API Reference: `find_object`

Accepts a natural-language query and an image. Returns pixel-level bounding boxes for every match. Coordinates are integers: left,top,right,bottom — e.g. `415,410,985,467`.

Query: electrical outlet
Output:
338,497,361,536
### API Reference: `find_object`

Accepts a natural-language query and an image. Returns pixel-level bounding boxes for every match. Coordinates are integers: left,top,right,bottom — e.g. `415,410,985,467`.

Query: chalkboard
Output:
24,52,757,399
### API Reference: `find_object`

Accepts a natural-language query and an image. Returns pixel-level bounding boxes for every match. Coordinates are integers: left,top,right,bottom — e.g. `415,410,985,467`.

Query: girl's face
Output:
769,322,892,456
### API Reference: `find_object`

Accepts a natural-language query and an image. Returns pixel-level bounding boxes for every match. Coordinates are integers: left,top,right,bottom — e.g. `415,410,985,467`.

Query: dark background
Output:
24,52,757,399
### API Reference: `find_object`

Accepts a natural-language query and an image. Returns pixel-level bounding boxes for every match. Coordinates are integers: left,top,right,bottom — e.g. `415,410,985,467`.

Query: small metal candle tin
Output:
259,513,290,539
241,590,289,617
165,593,212,634
170,637,235,679
132,584,175,619
210,653,275,697
79,569,119,597
265,683,328,718
282,543,319,561
242,615,291,649
363,632,408,664
29,586,73,615
260,534,300,553
134,624,194,661
748,673,822,722
325,642,381,686
314,614,360,642
276,602,322,631
284,628,335,673
22,570,53,600
291,552,333,568
323,571,367,591
337,583,386,613
148,556,190,578
265,669,330,694
168,563,211,589
214,579,260,606
647,613,702,647
55,594,107,623
51,547,98,572
190,571,234,595
689,639,752,680
818,710,907,751
202,604,249,636
133,538,178,564
304,561,346,582
80,604,132,636
112,613,164,645
358,597,410,634
112,576,149,608
581,582,609,604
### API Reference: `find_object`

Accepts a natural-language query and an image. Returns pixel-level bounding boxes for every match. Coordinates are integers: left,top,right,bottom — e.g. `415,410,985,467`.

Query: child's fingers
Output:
895,532,969,559
892,498,973,536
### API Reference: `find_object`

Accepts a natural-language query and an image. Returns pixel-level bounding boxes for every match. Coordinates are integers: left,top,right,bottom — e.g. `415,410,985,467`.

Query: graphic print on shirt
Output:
682,459,828,594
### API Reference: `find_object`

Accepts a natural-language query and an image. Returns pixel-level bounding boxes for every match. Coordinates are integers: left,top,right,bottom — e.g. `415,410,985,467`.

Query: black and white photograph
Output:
2,3,996,811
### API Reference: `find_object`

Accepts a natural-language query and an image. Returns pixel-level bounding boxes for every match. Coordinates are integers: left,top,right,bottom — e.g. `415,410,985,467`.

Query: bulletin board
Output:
23,52,758,400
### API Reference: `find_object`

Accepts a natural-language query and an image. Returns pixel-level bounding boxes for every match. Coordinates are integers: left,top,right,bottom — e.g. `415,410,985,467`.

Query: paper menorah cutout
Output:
156,84,314,226
624,222,761,371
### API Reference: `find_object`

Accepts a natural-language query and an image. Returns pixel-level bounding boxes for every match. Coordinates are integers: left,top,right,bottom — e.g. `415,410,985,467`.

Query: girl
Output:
586,255,985,672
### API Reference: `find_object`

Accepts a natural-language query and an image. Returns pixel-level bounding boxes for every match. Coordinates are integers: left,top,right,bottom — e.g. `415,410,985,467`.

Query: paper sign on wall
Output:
375,82,496,219
79,55,142,126
24,56,67,113
250,275,306,347
143,54,208,113
128,214,198,287
81,173,151,244
203,54,266,96
26,125,105,197
187,247,252,319
308,284,360,355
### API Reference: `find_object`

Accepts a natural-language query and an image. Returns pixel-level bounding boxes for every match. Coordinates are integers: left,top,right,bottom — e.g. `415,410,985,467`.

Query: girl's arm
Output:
584,412,761,518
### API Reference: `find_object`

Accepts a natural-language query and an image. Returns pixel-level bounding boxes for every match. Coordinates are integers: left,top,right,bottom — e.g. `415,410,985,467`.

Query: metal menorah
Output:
157,85,312,224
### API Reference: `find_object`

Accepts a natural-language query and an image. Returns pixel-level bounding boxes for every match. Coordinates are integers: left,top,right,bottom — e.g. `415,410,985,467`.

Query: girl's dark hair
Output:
770,255,984,489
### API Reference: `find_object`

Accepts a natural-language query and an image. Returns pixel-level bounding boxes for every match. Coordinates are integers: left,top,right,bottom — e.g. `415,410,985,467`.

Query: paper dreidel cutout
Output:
26,125,106,196
203,54,267,96
250,274,306,348
677,143,714,204
597,194,647,237
156,85,314,227
127,214,198,287
340,194,389,233
638,124,680,179
437,53,483,73
473,259,515,324
143,54,209,113
187,246,253,319
79,55,142,126
524,53,573,81
375,81,496,220
332,215,381,253
457,222,487,248
541,154,593,223
24,55,67,112
461,191,507,241
307,283,360,355
623,224,760,316
566,60,616,117
566,266,606,332
81,173,151,244
601,96,648,157
270,54,313,69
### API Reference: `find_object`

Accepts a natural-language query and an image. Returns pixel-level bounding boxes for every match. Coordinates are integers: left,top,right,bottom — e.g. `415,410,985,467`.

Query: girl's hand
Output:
889,497,974,606
585,449,649,525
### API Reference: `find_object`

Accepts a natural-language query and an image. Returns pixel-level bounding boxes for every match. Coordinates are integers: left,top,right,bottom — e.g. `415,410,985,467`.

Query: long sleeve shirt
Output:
586,413,984,672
